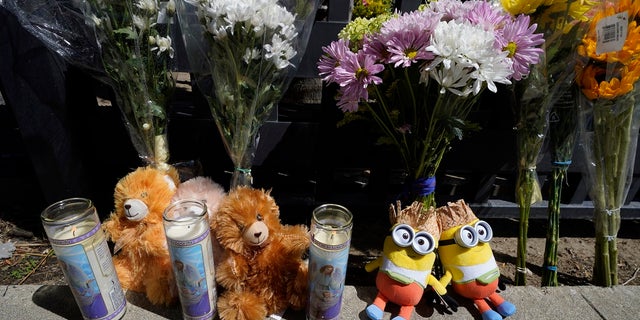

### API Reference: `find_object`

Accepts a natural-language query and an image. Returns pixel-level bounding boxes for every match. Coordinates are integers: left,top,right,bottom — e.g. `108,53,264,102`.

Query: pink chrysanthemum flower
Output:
497,14,545,81
362,36,389,63
334,51,384,112
425,0,470,21
465,0,511,31
386,31,434,67
372,10,440,66
317,39,351,83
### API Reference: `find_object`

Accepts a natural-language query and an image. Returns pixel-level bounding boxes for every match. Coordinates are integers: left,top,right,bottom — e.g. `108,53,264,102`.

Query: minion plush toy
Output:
365,201,457,320
436,200,516,320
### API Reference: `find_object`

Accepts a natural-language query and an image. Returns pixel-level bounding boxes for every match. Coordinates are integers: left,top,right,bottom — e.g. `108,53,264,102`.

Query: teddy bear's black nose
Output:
254,232,262,238
124,204,131,210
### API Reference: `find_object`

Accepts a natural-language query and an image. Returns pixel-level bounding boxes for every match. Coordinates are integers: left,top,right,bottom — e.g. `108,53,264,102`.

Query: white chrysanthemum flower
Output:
264,34,295,69
152,35,174,58
148,35,156,45
195,0,298,67
243,48,261,63
279,24,298,42
166,0,176,16
426,60,474,96
224,1,253,26
470,52,512,94
136,0,158,13
427,20,511,94
132,15,148,31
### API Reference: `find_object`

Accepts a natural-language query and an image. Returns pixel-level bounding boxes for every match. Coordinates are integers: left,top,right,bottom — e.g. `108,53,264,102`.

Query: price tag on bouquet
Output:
596,11,628,55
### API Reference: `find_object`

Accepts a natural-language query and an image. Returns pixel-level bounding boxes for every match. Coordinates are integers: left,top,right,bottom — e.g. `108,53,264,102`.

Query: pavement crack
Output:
580,292,607,319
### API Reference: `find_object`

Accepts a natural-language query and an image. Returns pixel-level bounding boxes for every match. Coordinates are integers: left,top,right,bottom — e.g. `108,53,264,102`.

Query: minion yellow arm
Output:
427,274,447,296
365,257,383,273
438,270,453,288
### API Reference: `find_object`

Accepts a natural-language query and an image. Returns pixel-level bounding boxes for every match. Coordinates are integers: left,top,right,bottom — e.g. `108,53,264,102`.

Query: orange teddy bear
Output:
102,166,181,305
212,186,310,320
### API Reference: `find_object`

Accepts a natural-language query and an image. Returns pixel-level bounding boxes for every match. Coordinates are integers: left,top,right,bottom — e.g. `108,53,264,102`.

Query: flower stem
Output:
515,168,537,286
586,90,638,286
542,167,564,286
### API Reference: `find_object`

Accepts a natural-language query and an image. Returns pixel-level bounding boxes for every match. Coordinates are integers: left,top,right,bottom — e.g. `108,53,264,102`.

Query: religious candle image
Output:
41,198,126,320
307,204,353,320
164,200,216,320
55,238,107,318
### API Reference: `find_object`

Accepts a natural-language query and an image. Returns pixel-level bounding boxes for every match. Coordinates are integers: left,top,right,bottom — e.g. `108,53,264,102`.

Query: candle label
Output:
308,239,350,320
167,228,216,320
51,225,126,320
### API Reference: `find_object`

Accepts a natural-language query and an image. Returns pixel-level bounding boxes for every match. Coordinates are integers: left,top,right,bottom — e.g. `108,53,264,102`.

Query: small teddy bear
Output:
212,186,310,320
102,165,180,306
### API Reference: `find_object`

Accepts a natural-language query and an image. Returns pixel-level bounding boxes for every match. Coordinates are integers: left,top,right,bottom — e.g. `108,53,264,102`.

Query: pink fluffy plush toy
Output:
171,176,227,262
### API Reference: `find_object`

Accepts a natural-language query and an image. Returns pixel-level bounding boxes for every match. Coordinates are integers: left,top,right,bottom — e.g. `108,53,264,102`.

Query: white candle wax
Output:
165,221,209,241
53,221,96,240
313,229,350,247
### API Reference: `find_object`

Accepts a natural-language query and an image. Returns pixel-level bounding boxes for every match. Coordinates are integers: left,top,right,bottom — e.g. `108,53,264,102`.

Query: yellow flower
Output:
501,0,596,33
500,0,556,15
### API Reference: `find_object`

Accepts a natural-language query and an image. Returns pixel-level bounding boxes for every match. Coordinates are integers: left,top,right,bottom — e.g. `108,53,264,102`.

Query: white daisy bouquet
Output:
500,0,595,286
175,0,319,189
3,0,178,171
318,0,544,208
78,0,178,170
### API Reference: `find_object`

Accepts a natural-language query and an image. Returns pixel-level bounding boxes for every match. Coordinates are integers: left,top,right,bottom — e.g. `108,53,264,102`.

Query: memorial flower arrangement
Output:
2,0,179,170
500,0,595,286
575,0,640,287
318,0,544,208
78,0,178,170
175,0,319,189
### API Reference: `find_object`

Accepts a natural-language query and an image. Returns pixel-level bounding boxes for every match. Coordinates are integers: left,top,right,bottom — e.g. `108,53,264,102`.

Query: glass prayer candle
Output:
41,198,127,320
163,200,216,320
307,204,353,320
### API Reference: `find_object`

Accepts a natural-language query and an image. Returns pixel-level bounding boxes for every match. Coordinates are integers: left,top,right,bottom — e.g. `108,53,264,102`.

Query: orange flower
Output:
580,20,640,64
577,59,640,100
577,0,640,100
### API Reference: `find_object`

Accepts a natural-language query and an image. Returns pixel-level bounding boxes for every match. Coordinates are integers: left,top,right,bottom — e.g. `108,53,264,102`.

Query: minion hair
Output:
436,199,478,232
389,201,441,240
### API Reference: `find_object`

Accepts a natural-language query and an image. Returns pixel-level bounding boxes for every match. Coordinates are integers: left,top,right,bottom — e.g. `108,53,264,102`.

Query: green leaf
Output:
113,27,137,40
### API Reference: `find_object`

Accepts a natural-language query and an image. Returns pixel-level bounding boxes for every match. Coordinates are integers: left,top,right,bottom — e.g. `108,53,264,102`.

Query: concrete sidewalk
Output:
2,284,639,319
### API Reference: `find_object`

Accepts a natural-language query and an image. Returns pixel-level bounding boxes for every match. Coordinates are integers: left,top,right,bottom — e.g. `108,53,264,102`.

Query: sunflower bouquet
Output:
575,0,640,287
500,0,594,286
318,0,544,208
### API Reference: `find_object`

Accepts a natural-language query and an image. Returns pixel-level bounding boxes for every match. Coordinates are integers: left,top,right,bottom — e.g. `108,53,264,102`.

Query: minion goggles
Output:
438,220,493,248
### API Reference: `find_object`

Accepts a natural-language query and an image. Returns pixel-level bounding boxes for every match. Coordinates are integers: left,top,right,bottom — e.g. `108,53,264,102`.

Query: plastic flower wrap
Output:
318,0,544,208
82,0,177,170
175,0,320,189
2,0,178,171
500,0,594,285
575,0,640,287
